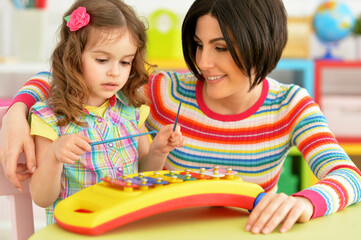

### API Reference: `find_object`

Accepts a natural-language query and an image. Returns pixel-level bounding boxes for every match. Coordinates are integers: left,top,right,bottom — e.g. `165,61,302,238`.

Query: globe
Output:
313,1,355,59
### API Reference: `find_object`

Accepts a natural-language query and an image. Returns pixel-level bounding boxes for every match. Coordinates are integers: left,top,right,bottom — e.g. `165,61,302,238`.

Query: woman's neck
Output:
202,82,263,115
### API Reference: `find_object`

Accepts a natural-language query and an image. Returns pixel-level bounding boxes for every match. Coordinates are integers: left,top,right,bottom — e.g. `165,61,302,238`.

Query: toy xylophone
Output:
54,167,266,235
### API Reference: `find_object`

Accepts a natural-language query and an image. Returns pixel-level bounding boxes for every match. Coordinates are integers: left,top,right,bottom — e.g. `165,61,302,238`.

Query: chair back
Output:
0,106,35,240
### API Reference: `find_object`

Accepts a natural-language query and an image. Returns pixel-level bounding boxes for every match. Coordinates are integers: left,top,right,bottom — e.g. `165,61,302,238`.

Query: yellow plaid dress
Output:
30,93,141,224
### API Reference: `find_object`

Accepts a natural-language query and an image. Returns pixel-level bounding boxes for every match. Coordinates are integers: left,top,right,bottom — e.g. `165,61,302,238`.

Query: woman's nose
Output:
196,49,215,70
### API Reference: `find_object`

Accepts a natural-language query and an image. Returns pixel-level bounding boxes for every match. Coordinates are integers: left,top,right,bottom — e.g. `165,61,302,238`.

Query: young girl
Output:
28,0,185,224
1,0,361,235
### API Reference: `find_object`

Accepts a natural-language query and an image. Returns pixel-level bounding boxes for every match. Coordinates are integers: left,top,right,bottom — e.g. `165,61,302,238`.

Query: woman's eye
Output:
215,47,228,52
195,42,203,50
96,58,108,63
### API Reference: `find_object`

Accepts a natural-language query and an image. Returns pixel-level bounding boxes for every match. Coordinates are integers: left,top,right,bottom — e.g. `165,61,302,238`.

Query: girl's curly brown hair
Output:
49,0,151,127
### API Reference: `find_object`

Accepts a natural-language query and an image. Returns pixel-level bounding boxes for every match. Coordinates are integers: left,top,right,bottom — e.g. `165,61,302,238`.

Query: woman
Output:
1,0,360,234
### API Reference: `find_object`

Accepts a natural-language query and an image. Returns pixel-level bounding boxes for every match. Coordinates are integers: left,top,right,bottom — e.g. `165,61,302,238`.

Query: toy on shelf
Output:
282,17,312,59
313,1,355,60
147,9,186,69
54,167,265,235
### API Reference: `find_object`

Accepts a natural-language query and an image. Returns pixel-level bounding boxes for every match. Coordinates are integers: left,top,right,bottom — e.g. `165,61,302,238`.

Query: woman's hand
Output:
51,133,92,165
0,103,35,191
245,192,314,234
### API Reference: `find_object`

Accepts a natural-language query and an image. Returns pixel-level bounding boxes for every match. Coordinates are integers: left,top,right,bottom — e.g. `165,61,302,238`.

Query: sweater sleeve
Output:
10,71,52,110
289,87,361,219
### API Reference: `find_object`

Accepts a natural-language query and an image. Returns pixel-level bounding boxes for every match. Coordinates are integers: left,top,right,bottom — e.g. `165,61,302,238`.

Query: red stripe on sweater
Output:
326,165,361,177
298,132,337,156
26,79,50,97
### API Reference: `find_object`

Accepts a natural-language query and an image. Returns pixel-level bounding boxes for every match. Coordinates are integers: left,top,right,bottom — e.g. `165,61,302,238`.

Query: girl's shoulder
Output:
30,101,59,129
31,101,61,122
31,101,54,115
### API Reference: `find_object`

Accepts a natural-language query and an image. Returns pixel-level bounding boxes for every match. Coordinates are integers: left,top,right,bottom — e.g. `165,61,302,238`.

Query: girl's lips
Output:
101,83,118,90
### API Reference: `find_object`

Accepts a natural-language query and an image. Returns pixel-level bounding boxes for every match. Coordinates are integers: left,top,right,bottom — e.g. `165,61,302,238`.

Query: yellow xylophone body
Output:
54,169,265,235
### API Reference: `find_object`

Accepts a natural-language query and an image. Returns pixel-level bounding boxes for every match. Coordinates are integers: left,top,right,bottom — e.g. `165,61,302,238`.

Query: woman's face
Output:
194,14,251,101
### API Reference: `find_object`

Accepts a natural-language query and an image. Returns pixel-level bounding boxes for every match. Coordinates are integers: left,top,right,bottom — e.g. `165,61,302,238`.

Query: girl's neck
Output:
85,98,108,108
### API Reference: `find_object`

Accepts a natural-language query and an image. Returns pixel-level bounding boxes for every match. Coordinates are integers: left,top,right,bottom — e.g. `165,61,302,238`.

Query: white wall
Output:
284,0,361,17
0,0,195,61
1,0,361,61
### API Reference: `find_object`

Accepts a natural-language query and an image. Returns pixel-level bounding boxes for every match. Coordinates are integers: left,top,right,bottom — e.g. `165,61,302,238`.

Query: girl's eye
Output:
120,61,131,65
96,58,108,63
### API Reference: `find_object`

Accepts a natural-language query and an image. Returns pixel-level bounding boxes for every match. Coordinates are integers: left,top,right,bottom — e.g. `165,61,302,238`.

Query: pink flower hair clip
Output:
64,7,90,32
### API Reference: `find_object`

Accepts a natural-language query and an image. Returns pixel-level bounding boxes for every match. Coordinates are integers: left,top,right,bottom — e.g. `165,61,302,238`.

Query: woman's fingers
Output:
23,135,37,173
279,202,306,233
261,196,298,234
247,193,288,233
15,163,32,184
16,172,32,182
246,193,311,234
15,163,28,173
2,153,24,191
246,192,275,230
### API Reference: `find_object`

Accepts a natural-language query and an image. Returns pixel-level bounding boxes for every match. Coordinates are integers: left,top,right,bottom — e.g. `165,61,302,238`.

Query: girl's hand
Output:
150,124,186,155
51,133,92,165
245,192,314,234
167,125,186,149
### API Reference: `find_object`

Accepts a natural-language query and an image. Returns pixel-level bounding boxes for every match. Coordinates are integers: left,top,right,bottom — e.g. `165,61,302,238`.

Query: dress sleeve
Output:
289,87,361,218
10,71,52,110
29,101,60,141
30,114,58,141
137,105,150,128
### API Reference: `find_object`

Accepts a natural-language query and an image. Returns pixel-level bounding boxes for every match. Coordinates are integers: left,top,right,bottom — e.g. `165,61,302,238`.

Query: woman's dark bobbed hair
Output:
182,0,288,90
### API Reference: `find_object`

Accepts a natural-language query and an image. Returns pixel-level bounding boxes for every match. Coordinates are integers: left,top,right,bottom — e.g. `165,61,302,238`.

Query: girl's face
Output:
81,28,137,107
194,15,252,101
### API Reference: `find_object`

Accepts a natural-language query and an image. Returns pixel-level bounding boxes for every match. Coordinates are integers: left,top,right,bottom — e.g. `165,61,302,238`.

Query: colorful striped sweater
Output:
13,71,361,219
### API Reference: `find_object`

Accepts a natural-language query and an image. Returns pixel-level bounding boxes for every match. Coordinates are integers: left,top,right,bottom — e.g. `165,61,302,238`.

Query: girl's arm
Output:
30,133,91,208
30,136,63,207
138,124,186,172
0,72,52,190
